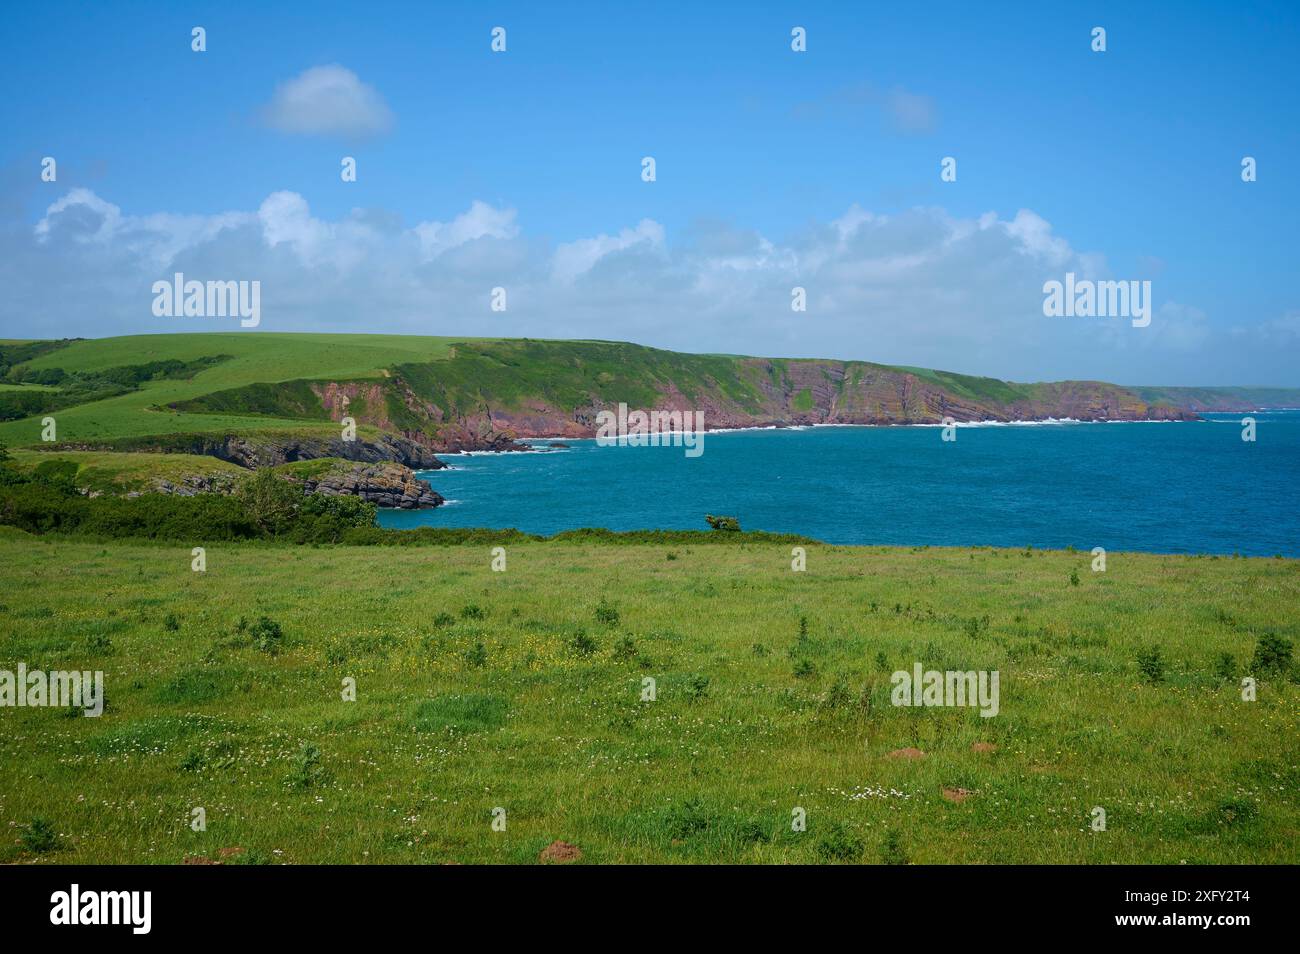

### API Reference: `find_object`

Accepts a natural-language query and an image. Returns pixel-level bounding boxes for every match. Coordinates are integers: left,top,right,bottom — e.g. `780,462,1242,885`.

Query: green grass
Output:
1,534,1295,864
0,383,57,393
8,449,248,493
0,333,473,446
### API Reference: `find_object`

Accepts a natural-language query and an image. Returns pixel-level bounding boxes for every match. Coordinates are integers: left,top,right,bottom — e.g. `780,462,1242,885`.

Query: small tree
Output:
236,468,301,535
705,514,740,532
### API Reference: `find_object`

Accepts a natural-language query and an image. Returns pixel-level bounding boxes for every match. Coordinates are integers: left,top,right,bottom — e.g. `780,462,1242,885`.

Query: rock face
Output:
152,474,239,496
57,433,447,470
204,434,447,470
297,462,444,509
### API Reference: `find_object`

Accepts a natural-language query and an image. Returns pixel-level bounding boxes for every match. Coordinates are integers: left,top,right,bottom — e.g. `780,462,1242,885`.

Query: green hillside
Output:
3,334,1298,465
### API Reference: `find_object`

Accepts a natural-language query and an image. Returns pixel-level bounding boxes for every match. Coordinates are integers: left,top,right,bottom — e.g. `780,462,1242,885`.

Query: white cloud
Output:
415,201,519,262
553,219,665,283
261,65,394,138
34,188,123,243
9,188,1296,386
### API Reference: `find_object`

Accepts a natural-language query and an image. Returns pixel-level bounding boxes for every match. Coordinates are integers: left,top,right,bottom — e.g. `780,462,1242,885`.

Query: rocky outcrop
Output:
207,433,447,470
296,462,443,509
53,433,447,470
152,474,239,497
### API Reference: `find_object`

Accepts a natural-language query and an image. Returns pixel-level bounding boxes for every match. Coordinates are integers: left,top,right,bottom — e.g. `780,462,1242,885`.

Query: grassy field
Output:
0,333,471,446
1,532,1296,864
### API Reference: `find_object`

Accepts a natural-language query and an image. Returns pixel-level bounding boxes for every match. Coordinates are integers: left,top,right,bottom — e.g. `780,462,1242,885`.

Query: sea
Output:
377,411,1300,556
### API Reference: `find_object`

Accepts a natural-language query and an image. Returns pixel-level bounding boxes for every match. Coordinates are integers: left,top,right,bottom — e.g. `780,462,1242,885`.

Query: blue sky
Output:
2,0,1297,385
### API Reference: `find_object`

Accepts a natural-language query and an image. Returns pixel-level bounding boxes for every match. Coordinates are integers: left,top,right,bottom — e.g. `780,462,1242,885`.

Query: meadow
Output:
1,531,1296,864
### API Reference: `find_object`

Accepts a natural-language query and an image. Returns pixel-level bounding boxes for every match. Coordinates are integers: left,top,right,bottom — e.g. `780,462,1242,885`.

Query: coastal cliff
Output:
171,340,1201,454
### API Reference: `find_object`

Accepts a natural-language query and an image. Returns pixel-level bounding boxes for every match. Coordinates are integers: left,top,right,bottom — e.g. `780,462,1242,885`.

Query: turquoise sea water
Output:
378,411,1300,556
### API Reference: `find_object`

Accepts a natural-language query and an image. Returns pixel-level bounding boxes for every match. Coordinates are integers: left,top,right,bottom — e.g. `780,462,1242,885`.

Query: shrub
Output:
236,469,301,535
793,658,817,679
881,829,909,865
285,744,328,789
249,616,283,655
704,514,740,532
179,751,205,773
21,817,61,854
686,673,710,700
570,632,599,657
819,676,854,711
1251,632,1293,674
460,603,485,621
464,642,489,667
612,636,638,660
1136,646,1165,685
594,598,620,626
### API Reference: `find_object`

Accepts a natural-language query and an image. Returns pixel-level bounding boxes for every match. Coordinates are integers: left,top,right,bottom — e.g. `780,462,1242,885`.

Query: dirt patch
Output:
539,840,583,864
971,742,997,753
886,747,926,760
942,787,974,803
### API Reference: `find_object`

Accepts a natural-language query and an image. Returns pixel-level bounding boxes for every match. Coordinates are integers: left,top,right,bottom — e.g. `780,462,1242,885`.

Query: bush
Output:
20,817,61,854
236,469,301,535
249,616,284,655
285,744,328,789
881,829,909,865
594,598,620,626
1136,646,1165,685
1251,632,1293,674
686,674,710,700
570,631,598,657
704,514,740,532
